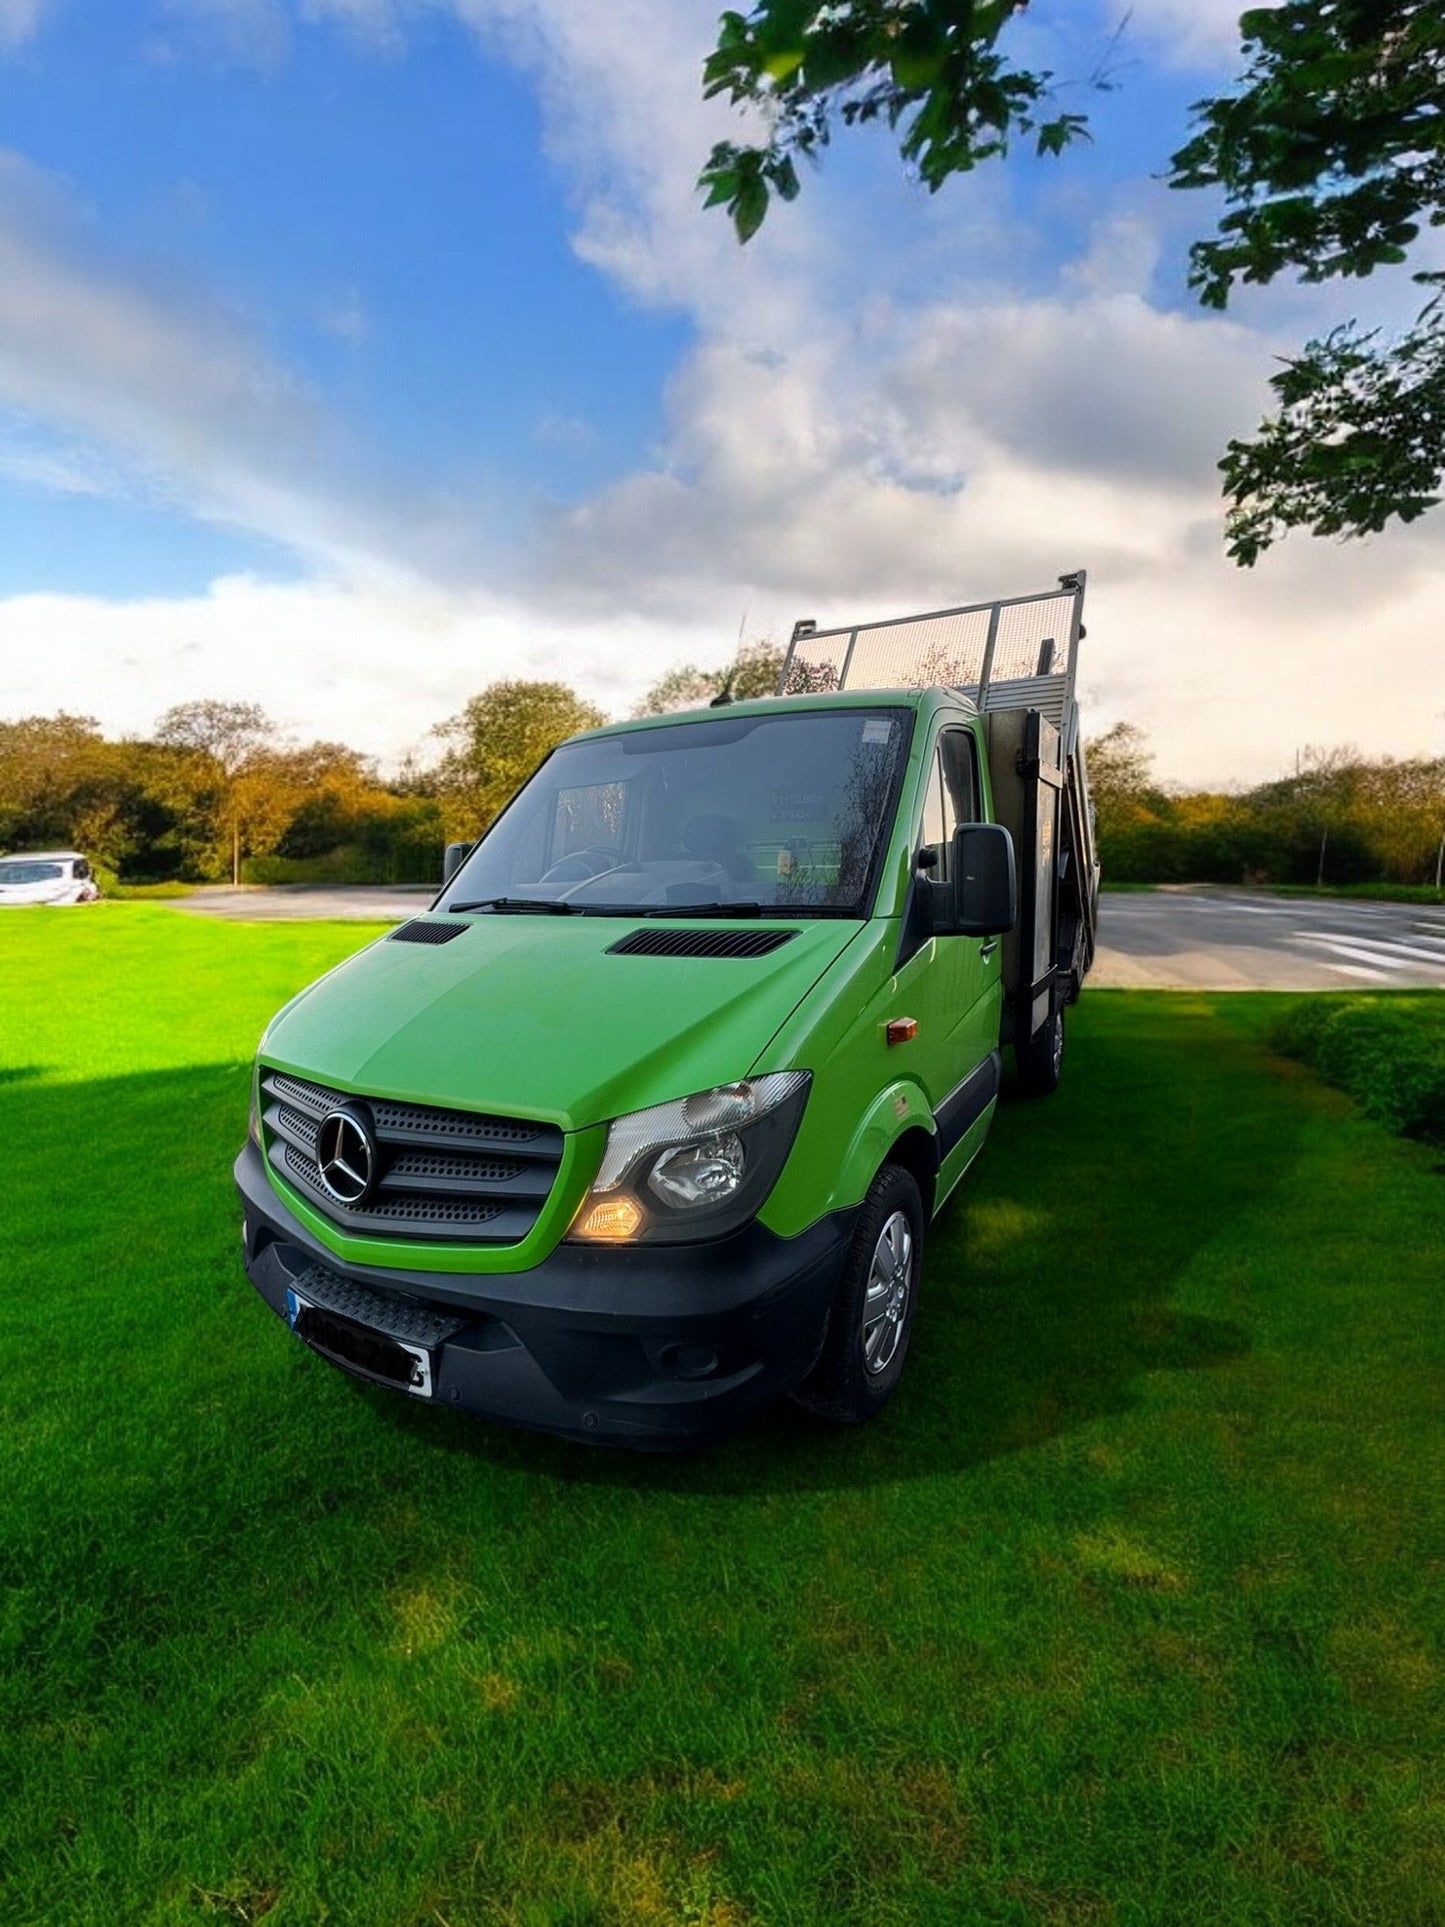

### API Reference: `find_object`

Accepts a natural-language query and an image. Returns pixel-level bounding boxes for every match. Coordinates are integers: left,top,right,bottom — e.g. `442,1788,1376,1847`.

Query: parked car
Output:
0,851,101,906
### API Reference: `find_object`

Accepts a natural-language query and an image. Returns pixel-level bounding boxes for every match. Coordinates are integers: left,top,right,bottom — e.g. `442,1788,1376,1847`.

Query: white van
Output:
0,852,101,906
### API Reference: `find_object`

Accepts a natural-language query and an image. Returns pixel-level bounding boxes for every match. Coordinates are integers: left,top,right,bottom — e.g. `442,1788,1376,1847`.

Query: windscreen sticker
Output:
860,719,893,745
770,788,827,822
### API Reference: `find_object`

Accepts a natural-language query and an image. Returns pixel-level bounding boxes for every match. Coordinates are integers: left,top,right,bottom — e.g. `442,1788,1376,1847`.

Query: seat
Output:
681,813,756,883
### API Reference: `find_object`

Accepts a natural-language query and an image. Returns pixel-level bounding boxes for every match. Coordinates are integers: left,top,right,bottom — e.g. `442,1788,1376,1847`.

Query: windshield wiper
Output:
637,901,767,918
635,901,860,920
447,896,580,915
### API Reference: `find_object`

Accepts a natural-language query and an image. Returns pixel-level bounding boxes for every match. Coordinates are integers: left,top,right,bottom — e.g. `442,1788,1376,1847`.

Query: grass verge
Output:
103,881,198,900
2,909,1443,1926
1265,882,1444,904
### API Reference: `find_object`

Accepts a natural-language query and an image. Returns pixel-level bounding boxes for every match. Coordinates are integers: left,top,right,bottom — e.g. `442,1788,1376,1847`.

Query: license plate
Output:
285,1286,436,1398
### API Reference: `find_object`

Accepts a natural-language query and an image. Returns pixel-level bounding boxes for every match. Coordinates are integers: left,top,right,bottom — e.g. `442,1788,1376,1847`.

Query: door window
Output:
919,728,981,881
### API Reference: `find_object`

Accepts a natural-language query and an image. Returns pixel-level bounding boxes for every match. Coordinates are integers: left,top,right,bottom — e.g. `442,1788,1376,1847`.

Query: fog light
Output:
573,1195,645,1242
660,1342,719,1381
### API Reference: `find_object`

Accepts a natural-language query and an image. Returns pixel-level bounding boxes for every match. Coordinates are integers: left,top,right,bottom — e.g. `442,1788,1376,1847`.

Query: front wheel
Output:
792,1163,924,1426
1016,1006,1065,1097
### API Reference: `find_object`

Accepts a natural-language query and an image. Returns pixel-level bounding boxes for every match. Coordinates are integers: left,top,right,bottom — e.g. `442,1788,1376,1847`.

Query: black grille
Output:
388,920,469,945
368,1100,548,1147
261,1069,563,1244
607,927,799,959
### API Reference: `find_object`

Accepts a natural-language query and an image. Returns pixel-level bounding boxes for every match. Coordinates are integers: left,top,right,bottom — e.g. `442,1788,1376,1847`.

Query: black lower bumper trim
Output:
236,1141,857,1448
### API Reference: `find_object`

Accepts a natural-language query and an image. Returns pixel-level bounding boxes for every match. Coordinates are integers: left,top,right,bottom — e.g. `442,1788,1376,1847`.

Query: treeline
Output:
0,705,444,887
1091,724,1445,889
5,662,1439,891
0,643,777,887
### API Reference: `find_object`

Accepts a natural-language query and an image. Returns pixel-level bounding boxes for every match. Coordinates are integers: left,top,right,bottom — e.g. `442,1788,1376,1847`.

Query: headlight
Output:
248,1067,262,1147
569,1072,810,1245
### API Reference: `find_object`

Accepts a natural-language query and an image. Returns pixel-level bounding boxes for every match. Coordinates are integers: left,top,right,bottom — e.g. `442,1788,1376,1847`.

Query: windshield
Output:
444,706,913,917
0,861,64,884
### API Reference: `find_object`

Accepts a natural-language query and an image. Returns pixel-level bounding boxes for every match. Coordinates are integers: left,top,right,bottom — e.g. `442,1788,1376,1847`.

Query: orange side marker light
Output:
885,1017,918,1046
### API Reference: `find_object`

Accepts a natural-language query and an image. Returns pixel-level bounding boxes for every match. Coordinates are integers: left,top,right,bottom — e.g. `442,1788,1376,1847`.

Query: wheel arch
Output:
884,1125,937,1222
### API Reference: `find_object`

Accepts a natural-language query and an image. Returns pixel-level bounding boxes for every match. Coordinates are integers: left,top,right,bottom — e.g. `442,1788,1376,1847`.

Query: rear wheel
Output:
793,1163,924,1426
1016,1006,1065,1097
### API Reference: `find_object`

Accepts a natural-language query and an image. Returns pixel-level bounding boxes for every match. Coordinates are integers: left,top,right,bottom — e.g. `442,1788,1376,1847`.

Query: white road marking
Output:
1292,934,1424,973
1294,931,1445,967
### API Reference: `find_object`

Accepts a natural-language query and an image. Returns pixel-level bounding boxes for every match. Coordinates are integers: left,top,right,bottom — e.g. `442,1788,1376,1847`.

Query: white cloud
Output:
316,289,370,345
3,536,1442,792
0,148,502,585
0,574,734,767
0,0,42,50
1121,0,1247,74
301,0,406,51
156,0,292,70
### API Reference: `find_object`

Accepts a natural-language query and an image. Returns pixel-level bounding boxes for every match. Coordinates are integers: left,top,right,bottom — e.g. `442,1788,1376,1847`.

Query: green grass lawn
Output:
2,907,1443,1927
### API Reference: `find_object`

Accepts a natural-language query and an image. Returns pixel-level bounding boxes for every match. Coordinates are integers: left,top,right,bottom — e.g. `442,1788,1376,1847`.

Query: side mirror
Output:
951,823,1016,937
442,841,473,886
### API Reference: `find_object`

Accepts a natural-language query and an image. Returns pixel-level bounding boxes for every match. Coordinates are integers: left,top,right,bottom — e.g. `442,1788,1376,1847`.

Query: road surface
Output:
176,883,1445,989
1092,888,1445,990
179,884,434,921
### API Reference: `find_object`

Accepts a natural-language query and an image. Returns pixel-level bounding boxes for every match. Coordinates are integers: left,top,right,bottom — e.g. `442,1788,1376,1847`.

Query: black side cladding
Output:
607,927,799,960
388,920,470,945
934,1050,1002,1161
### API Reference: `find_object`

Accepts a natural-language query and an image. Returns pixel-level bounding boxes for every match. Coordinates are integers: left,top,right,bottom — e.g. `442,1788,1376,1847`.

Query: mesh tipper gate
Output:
777,572,1086,744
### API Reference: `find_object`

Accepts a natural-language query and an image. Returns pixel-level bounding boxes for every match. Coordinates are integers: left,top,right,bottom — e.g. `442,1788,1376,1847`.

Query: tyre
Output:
1016,1006,1064,1097
793,1162,924,1426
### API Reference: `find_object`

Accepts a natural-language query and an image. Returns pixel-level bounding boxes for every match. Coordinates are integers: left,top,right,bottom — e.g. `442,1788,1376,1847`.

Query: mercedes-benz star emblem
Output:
315,1106,377,1206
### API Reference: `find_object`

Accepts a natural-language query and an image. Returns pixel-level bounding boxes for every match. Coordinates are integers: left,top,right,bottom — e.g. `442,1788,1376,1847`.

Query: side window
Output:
918,752,947,877
921,729,980,882
74,860,90,880
940,729,979,827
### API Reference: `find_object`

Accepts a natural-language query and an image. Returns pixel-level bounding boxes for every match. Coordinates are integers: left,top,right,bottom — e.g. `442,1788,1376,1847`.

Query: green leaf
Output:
762,46,806,82
734,171,770,243
769,154,802,202
1036,113,1089,159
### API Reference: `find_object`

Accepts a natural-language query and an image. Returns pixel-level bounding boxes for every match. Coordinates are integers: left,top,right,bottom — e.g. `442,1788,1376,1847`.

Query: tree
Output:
1085,722,1161,819
153,700,277,884
635,639,786,714
0,714,140,874
700,2,1087,243
433,681,606,841
1169,2,1445,562
700,2,1445,561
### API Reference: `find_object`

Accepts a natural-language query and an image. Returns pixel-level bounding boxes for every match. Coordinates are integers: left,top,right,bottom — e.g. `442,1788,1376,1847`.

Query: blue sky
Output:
0,2,689,593
0,1,1440,782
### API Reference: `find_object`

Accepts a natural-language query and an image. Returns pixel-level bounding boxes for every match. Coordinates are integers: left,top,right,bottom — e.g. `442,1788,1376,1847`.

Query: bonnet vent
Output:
388,920,469,945
606,927,798,960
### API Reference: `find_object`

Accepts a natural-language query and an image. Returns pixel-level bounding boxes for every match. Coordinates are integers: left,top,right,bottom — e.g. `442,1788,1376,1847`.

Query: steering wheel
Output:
538,845,628,885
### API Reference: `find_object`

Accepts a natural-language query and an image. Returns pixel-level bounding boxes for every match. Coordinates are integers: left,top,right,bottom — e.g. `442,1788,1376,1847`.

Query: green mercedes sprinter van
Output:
236,580,1097,1447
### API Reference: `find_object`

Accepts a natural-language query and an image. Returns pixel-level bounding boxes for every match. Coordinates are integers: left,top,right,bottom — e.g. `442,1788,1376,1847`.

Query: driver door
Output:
896,725,1003,1156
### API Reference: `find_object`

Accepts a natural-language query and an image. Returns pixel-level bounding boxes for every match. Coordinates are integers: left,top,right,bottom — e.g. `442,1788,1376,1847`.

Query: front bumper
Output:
235,1140,855,1449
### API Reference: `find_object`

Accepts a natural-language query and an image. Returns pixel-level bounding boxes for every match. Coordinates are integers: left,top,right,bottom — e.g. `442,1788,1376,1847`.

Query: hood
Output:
262,914,863,1131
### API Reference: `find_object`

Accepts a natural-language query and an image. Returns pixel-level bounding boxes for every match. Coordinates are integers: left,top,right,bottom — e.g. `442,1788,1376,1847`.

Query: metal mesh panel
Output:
780,581,1082,720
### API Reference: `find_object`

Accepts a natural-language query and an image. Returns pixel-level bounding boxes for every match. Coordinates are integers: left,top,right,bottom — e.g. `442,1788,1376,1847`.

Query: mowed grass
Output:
2,907,1443,1927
